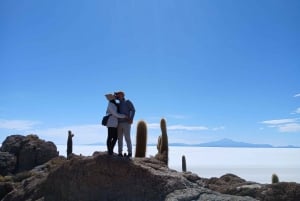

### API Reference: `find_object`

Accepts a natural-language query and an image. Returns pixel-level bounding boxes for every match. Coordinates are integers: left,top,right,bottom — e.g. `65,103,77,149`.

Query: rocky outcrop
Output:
1,153,257,201
0,135,299,201
0,135,58,174
204,173,300,201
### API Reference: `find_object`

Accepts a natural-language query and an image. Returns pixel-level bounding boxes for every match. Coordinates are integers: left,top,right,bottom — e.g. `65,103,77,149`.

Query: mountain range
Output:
167,138,300,148
88,138,299,148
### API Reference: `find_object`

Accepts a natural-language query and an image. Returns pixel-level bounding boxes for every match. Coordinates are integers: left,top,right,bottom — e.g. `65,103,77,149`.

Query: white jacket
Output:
106,102,126,128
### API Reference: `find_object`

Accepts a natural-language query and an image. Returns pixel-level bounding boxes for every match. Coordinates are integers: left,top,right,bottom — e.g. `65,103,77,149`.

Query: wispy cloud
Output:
168,125,208,131
261,118,297,125
261,118,300,132
294,93,300,98
294,108,300,114
212,126,225,131
278,123,300,132
0,119,40,130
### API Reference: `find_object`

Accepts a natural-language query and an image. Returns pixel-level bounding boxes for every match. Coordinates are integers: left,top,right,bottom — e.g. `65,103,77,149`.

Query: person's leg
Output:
107,127,113,154
123,123,132,156
117,123,124,156
111,127,118,153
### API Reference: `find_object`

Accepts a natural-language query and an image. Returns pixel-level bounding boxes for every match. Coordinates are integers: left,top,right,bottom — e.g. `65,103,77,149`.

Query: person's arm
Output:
108,103,126,118
127,100,135,123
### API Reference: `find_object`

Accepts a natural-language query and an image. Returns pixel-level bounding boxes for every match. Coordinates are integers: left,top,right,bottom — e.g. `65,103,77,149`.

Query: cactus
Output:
135,120,147,157
157,135,161,151
182,155,187,172
272,173,279,184
67,130,74,159
155,118,169,166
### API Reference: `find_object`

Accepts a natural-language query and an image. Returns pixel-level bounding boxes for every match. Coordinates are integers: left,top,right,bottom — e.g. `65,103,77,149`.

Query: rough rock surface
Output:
0,135,58,174
0,152,16,175
1,153,258,201
204,174,300,201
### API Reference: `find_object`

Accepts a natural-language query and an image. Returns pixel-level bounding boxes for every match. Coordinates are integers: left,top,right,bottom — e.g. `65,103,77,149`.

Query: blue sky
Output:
1,0,300,146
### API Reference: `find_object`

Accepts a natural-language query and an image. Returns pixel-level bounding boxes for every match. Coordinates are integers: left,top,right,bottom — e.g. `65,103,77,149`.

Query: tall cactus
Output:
155,118,169,166
135,120,147,157
67,130,74,159
182,155,187,172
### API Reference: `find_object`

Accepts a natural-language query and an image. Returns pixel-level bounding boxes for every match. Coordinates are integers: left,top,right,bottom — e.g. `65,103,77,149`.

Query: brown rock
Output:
0,134,58,173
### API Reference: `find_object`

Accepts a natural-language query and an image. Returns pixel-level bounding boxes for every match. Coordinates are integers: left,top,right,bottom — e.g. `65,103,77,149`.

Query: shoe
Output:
118,153,123,157
127,153,132,158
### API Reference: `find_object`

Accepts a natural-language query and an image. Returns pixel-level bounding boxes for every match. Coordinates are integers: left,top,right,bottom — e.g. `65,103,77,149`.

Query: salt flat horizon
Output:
57,145,300,184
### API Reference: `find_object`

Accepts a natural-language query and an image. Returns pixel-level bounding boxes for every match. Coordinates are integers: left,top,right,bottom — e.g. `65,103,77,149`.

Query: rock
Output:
0,135,25,155
258,182,300,201
1,153,257,201
0,182,14,200
0,152,17,175
0,135,59,173
204,173,300,201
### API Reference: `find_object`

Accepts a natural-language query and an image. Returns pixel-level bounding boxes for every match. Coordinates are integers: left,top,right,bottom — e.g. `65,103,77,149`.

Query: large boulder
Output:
0,135,58,173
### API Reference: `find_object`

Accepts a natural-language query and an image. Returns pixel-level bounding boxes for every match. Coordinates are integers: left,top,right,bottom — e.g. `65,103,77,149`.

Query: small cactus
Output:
272,173,279,184
135,120,147,157
182,155,187,172
157,135,161,151
155,118,169,166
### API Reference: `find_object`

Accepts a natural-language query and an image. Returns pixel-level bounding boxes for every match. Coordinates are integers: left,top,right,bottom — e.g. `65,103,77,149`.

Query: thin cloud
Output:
278,123,300,132
294,93,300,98
261,118,300,133
0,119,40,130
168,125,208,131
212,126,225,131
294,108,300,114
261,118,297,125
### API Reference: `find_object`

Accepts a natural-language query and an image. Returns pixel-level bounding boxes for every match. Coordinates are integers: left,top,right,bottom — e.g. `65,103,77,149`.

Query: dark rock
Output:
0,135,25,155
2,153,257,201
258,182,300,201
0,134,58,173
204,173,300,201
0,152,17,175
0,182,14,200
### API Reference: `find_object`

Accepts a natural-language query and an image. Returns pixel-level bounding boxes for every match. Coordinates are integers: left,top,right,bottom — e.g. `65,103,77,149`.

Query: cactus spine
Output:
182,155,187,172
135,120,147,157
155,118,169,166
272,173,279,184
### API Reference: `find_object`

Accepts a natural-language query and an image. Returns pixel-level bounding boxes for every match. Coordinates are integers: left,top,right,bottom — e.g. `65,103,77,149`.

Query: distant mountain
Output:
194,138,273,148
169,138,300,148
87,138,300,148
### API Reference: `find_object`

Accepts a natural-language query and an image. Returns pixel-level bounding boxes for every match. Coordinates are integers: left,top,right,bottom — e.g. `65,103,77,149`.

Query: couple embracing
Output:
104,91,135,157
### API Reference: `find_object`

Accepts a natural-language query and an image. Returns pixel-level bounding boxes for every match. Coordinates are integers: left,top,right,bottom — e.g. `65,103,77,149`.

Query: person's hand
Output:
128,119,133,124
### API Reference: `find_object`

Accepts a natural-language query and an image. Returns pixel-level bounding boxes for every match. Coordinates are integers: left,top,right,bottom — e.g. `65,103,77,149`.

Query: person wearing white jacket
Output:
105,94,127,155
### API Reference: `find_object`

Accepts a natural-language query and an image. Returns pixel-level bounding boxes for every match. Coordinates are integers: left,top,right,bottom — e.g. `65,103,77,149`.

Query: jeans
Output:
117,122,132,154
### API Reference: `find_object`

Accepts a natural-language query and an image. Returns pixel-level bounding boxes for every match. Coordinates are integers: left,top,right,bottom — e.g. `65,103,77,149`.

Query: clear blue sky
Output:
1,0,300,146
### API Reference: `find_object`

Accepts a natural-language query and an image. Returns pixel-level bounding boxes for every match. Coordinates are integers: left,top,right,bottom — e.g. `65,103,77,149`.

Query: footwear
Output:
118,153,123,157
127,153,132,158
